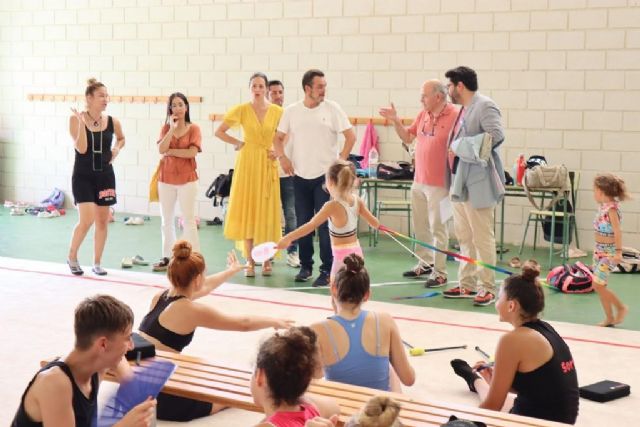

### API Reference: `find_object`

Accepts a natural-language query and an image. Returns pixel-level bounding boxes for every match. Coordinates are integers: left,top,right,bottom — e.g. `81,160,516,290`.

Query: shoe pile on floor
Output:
5,188,67,218
5,201,65,218
121,255,150,269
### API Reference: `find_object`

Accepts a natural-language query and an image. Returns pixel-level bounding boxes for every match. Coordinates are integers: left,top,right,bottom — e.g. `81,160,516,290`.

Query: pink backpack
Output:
546,261,594,293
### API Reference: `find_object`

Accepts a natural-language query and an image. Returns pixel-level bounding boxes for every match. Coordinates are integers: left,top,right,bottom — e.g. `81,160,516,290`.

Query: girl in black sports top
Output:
138,240,294,422
67,78,125,276
450,260,579,424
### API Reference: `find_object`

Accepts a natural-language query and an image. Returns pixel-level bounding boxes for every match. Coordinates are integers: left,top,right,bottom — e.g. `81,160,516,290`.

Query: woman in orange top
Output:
153,92,202,272
215,72,283,277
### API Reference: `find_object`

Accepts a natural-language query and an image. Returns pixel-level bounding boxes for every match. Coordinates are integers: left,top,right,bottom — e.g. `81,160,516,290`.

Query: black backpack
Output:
206,169,234,207
542,198,573,244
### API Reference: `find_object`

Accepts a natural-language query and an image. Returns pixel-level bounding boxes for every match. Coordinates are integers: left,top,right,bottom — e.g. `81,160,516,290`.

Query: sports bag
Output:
124,332,156,361
612,247,640,273
376,161,414,181
522,164,570,210
546,261,594,293
41,188,65,209
206,169,234,207
526,155,547,169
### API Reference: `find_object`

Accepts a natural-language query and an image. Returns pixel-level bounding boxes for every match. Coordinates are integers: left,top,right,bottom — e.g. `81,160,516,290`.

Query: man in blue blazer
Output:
443,66,506,307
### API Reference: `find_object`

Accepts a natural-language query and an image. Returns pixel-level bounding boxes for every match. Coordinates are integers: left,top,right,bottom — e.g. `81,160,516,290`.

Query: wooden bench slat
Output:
154,358,252,381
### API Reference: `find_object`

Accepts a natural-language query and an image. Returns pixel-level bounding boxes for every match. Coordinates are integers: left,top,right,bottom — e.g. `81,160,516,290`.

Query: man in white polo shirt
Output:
273,69,355,287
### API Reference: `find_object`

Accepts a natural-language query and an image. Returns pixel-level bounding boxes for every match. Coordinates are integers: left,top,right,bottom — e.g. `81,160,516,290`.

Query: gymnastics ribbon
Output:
379,224,513,276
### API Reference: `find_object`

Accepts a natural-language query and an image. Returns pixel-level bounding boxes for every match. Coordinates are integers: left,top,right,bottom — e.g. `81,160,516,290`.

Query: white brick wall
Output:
0,1,638,248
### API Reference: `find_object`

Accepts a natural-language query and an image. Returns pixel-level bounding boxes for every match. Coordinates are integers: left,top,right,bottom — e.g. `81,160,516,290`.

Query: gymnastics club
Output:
379,225,513,276
403,340,467,356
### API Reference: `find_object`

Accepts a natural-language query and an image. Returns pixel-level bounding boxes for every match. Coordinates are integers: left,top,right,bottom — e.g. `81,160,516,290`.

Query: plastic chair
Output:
519,171,580,268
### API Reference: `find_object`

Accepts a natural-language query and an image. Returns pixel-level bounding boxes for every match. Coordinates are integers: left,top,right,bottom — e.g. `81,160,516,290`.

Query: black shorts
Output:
72,170,117,206
156,392,213,421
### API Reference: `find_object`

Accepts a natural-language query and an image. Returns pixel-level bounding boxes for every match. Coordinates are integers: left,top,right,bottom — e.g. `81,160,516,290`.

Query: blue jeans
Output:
280,176,297,254
294,175,332,274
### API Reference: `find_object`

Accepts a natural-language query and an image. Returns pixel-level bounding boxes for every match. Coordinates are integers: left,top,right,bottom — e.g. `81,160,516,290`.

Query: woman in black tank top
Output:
450,260,579,424
67,78,125,277
138,240,294,421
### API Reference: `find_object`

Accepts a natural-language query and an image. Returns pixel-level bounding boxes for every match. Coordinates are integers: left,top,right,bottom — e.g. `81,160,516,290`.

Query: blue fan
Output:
99,359,176,425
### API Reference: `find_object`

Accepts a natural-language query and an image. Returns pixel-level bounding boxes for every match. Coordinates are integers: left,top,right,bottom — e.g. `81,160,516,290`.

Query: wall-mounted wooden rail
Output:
27,94,202,104
209,113,412,126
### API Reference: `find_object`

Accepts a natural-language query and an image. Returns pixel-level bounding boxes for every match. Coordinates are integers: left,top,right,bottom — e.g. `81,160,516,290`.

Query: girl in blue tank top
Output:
310,254,415,392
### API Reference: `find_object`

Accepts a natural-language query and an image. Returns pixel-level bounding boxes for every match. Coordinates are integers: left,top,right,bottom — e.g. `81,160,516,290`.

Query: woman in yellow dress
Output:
215,72,283,277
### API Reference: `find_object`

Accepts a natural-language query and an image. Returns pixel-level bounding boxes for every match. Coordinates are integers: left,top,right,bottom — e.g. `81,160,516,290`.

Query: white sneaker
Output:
125,216,144,225
287,252,301,268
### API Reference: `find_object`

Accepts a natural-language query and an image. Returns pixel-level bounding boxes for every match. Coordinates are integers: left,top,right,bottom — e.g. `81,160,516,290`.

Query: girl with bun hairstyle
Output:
450,260,579,425
138,240,294,422
277,160,380,287
310,254,415,392
346,396,402,427
67,78,125,276
252,327,340,427
215,72,283,277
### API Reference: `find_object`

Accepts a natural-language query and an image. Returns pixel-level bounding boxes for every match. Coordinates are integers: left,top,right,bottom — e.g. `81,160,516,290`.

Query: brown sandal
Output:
262,260,272,276
245,263,255,277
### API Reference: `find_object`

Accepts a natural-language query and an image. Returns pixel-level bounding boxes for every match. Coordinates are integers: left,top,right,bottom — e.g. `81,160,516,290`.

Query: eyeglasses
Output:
420,120,435,137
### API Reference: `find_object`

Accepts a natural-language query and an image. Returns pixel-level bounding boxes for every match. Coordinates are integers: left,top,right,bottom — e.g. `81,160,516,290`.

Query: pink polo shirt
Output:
408,103,459,188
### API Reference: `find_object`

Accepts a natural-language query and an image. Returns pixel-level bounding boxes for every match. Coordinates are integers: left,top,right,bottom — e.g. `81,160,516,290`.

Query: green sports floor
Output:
1,206,637,330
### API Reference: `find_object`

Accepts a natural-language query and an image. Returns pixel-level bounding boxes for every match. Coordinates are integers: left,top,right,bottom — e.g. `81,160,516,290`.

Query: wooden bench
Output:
43,351,567,426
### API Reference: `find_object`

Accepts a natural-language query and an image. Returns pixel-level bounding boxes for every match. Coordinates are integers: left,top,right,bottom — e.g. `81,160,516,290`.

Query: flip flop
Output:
132,255,149,266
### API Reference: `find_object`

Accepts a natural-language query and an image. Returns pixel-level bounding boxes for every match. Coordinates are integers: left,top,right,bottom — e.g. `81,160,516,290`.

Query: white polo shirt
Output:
277,99,352,180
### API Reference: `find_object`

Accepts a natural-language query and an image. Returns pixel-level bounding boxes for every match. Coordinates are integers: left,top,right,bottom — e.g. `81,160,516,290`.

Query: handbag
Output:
522,164,570,210
376,161,414,180
149,162,161,202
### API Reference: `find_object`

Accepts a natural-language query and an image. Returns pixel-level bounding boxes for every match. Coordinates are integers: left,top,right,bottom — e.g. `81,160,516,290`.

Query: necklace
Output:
86,111,101,127
90,125,103,172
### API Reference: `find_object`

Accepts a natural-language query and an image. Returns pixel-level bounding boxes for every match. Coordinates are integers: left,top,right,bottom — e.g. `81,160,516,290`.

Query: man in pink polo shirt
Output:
380,80,460,288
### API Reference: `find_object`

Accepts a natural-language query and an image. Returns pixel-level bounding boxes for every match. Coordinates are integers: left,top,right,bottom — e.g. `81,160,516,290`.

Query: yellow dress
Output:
223,103,283,256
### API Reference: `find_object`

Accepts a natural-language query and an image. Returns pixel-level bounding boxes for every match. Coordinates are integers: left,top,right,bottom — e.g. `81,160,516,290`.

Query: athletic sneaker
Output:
92,265,107,276
402,264,433,278
473,290,496,306
152,257,170,272
295,268,312,282
312,272,329,288
286,252,301,268
443,286,477,299
67,260,84,276
425,274,447,288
